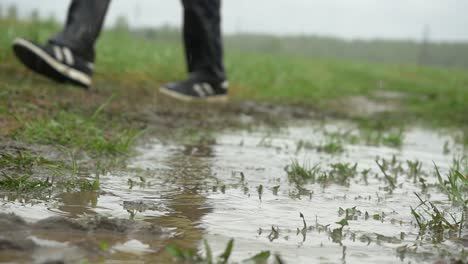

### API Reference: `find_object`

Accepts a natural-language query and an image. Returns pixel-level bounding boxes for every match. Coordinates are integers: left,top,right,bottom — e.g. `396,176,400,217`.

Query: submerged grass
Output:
0,151,53,192
0,168,101,194
357,118,405,148
285,160,358,187
0,174,51,192
365,129,404,148
0,151,54,172
296,125,406,157
166,239,272,264
285,160,320,186
286,155,437,194
410,193,462,244
0,149,102,194
296,138,345,155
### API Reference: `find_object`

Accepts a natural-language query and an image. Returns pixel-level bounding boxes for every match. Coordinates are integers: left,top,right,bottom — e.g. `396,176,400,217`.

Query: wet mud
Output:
0,213,165,263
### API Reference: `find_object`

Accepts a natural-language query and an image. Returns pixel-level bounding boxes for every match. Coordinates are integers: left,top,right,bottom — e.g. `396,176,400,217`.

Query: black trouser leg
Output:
49,0,111,62
181,0,226,82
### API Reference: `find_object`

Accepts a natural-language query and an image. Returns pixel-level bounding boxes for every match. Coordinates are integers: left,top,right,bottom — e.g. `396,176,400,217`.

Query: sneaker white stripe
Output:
87,62,95,70
202,83,215,95
159,86,228,103
13,38,91,87
193,84,206,97
221,81,229,90
62,47,74,65
53,46,63,62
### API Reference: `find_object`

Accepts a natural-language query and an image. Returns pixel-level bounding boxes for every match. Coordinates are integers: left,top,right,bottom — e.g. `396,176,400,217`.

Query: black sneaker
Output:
12,38,93,88
159,78,229,102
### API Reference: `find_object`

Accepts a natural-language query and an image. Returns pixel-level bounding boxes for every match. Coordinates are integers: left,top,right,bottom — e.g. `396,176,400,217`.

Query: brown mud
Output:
0,213,166,263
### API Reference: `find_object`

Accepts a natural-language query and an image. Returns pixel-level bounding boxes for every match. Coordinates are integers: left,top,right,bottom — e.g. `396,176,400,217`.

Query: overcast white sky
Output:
3,0,468,42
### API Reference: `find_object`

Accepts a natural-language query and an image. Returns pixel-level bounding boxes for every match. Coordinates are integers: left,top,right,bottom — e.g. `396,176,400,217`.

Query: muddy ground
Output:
0,100,316,264
0,98,467,264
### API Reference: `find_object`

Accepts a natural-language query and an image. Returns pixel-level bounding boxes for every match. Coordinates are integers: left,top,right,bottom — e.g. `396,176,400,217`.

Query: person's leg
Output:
49,0,111,62
160,0,228,102
12,0,111,88
182,0,226,82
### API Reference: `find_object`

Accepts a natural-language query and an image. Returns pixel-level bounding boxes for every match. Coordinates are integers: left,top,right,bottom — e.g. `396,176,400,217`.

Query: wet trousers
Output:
49,0,226,81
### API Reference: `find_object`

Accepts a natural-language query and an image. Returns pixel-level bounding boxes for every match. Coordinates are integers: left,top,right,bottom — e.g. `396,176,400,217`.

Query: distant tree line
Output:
4,4,18,20
1,4,58,24
225,33,468,69
134,27,468,69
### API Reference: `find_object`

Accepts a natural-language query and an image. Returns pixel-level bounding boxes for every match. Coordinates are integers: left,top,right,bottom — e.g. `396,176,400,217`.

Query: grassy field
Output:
0,17,467,156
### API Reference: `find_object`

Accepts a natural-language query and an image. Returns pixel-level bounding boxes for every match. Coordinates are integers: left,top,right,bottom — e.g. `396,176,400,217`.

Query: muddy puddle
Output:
1,120,467,263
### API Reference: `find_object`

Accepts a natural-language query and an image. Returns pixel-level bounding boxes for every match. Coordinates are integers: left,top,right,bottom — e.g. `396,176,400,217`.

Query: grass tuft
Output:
166,239,271,264
285,160,320,185
286,160,358,187
0,173,51,192
15,110,140,156
434,157,468,208
410,193,462,243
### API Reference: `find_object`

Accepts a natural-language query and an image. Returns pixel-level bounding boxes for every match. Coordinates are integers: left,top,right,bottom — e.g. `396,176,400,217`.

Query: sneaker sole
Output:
159,86,228,103
12,38,91,88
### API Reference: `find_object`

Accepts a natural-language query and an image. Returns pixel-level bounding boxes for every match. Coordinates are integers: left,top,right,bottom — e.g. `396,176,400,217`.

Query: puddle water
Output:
1,120,466,263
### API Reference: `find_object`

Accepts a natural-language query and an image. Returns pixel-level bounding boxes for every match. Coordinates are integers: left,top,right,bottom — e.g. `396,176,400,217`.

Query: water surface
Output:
1,120,466,263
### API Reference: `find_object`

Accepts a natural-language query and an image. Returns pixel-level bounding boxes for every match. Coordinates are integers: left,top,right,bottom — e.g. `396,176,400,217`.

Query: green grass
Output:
363,129,404,148
166,239,272,264
0,150,102,193
285,160,358,187
356,119,405,148
315,141,345,154
287,156,434,192
14,110,140,156
1,18,467,130
338,207,362,221
434,157,468,208
296,139,344,155
410,193,462,244
0,151,54,172
285,160,320,186
0,174,51,192
376,158,398,193
296,126,405,156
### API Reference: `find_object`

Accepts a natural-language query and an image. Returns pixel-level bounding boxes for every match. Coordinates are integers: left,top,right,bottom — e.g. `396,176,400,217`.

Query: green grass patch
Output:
1,18,467,130
410,193,462,244
435,157,468,208
166,239,272,264
296,138,345,155
0,151,54,172
13,107,140,156
296,125,405,156
285,160,320,185
285,160,358,187
0,150,103,193
0,174,52,192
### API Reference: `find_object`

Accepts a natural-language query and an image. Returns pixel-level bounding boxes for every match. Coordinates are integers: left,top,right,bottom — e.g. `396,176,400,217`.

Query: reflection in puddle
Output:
113,239,153,254
0,121,466,263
